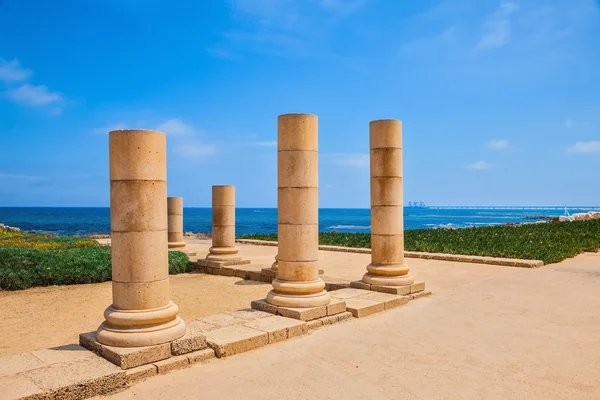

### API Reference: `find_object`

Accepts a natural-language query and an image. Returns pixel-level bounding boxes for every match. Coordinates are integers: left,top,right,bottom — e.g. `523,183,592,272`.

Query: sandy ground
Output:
0,273,271,357
103,245,600,400
3,240,600,399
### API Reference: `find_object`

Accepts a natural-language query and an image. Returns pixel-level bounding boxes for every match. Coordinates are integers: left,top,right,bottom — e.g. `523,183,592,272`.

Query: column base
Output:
168,241,187,249
362,272,414,287
96,302,186,347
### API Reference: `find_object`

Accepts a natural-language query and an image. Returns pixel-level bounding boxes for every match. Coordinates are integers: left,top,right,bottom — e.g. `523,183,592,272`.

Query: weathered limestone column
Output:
206,185,242,263
266,113,330,308
167,197,186,249
97,129,186,347
361,120,414,287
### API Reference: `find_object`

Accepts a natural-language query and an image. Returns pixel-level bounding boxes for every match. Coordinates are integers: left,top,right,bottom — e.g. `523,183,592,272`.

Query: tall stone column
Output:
97,129,185,347
167,197,186,249
266,113,330,308
205,185,243,263
362,120,414,287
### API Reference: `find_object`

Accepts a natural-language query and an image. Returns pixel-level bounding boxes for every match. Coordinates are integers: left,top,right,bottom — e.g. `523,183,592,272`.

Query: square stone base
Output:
80,326,208,370
329,287,430,318
350,280,426,296
250,298,347,321
198,259,251,268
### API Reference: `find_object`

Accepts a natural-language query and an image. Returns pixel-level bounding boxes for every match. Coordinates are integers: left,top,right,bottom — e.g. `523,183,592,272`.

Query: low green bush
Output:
0,228,100,250
239,219,600,264
0,247,192,291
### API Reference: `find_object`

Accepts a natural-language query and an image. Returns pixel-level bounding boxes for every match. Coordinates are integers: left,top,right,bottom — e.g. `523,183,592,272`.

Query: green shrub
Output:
0,247,191,291
0,228,100,250
239,219,600,265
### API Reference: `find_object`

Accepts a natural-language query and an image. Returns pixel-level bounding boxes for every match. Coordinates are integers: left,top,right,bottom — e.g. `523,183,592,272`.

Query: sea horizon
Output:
2,206,599,237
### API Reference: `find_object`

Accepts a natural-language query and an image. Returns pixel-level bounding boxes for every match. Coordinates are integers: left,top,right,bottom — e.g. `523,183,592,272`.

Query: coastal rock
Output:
0,223,21,232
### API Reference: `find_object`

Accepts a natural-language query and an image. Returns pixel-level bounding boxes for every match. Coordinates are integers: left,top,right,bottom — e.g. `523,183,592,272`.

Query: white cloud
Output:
323,153,369,167
566,141,600,154
487,139,509,150
565,119,576,128
251,140,277,147
156,118,195,136
466,161,494,170
5,84,63,107
0,59,31,82
476,1,520,50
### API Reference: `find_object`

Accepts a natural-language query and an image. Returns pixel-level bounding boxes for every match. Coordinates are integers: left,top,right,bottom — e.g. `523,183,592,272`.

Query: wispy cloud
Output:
251,140,277,147
466,161,494,170
223,0,368,56
0,172,44,181
487,139,509,150
155,118,216,158
565,119,576,129
5,84,63,107
322,153,369,167
475,1,520,50
0,58,65,113
566,141,600,154
0,59,31,82
156,118,195,136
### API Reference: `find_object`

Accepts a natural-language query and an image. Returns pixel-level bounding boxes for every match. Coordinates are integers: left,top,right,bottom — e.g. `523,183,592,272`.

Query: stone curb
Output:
236,239,544,268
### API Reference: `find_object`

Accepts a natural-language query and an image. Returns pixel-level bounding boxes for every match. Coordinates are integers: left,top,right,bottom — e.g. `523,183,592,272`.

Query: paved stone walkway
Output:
103,249,600,400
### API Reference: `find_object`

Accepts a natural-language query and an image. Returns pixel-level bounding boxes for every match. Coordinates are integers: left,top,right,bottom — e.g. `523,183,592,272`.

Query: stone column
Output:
266,113,330,308
167,197,186,249
362,120,414,287
97,129,186,347
206,185,242,262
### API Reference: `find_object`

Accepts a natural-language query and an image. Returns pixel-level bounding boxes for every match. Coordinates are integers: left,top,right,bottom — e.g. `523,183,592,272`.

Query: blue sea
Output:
0,207,593,236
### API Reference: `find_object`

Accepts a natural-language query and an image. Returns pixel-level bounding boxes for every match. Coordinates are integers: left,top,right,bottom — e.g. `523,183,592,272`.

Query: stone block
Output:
276,305,327,321
357,292,408,310
187,319,219,334
327,282,350,291
328,287,371,299
154,355,189,374
345,298,385,318
320,315,339,326
337,311,353,322
259,274,274,283
30,344,100,366
370,284,411,296
79,332,171,369
261,267,276,278
247,270,262,281
125,364,157,384
228,308,273,321
205,325,268,358
350,280,371,290
171,329,207,356
220,266,236,276
251,299,278,315
307,319,324,330
326,298,347,316
0,374,44,400
198,313,245,328
243,316,308,343
0,353,46,378
410,282,426,294
410,290,432,300
187,348,216,364
22,357,126,400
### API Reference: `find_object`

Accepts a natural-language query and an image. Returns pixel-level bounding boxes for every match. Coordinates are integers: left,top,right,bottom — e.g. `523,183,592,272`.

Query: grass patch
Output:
239,219,600,264
0,228,193,291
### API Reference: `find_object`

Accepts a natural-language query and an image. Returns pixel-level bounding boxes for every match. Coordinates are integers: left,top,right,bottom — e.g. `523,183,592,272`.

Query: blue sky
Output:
0,0,599,207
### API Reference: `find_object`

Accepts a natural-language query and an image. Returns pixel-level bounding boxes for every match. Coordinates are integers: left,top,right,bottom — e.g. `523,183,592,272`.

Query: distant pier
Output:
426,206,600,211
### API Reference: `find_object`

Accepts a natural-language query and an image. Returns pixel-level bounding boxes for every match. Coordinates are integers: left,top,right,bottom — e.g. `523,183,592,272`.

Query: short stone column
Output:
266,113,330,308
167,197,186,249
200,185,250,267
362,119,414,287
97,129,185,347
